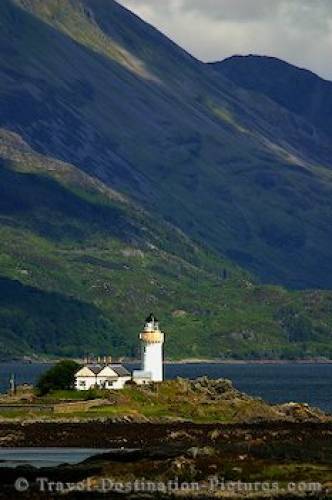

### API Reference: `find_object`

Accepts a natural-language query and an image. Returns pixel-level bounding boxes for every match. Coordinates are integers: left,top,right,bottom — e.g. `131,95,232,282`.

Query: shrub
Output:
36,360,79,396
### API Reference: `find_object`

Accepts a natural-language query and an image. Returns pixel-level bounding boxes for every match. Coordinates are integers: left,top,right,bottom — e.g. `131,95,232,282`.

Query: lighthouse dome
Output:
145,313,158,323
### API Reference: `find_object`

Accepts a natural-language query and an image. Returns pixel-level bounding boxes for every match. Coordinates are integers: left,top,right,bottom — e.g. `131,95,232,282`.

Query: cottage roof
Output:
75,365,101,377
76,364,130,378
87,364,103,375
110,365,131,377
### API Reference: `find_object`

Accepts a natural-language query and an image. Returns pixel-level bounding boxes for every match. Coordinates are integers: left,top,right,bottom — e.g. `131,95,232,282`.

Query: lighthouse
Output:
139,313,164,382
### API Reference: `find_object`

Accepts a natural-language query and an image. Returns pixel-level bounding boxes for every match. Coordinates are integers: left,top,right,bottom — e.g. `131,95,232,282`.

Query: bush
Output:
36,360,79,396
82,388,110,400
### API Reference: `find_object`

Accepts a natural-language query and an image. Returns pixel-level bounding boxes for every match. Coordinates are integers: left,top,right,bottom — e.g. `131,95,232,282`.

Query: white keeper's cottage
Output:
74,314,165,390
75,364,131,391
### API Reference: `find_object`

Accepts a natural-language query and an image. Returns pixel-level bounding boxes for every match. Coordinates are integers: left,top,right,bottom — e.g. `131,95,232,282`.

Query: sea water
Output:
0,361,331,412
0,448,112,468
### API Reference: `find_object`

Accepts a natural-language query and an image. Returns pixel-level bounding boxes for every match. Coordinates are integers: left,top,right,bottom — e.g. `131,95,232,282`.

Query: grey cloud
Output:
119,0,175,17
180,0,278,21
280,0,332,33
121,0,275,20
118,0,332,79
122,0,332,23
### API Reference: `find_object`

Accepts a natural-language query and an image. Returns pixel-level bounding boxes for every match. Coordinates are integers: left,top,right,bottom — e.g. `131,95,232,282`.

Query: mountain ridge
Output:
213,54,332,139
1,0,332,358
3,0,332,288
2,127,332,360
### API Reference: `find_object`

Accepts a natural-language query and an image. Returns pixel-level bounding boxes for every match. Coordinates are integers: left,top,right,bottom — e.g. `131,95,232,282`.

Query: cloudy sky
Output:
118,0,332,80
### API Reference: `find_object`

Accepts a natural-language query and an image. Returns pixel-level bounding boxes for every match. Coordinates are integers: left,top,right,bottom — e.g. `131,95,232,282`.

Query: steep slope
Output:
1,129,332,360
0,0,332,288
212,55,332,138
0,128,240,358
1,0,332,359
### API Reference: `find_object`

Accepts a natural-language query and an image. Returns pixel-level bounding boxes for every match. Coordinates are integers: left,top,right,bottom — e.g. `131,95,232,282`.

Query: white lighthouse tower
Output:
139,313,164,382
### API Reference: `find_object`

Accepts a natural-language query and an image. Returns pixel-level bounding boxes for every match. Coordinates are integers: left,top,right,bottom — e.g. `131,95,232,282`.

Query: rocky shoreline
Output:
0,376,331,498
0,420,331,448
0,421,331,498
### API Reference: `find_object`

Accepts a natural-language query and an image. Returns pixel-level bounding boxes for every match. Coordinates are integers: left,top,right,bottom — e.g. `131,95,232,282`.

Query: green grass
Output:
0,380,285,423
0,97,332,359
45,390,92,400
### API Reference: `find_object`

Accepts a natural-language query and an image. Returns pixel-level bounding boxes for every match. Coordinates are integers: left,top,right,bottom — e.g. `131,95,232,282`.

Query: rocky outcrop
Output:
276,402,327,422
176,376,250,401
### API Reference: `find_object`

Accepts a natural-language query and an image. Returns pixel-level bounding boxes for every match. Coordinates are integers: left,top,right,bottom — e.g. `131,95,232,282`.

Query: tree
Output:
36,360,79,396
278,306,313,343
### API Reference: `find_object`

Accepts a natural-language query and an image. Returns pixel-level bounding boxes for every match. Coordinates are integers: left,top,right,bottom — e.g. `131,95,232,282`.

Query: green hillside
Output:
0,0,332,359
1,130,332,359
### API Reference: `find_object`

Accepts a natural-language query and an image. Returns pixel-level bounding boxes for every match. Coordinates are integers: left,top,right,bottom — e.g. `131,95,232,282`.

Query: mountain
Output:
2,0,332,289
212,55,332,138
1,129,332,361
1,0,332,359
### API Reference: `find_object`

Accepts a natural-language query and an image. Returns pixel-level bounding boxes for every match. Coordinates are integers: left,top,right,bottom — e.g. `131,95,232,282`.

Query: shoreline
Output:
0,420,331,448
2,358,332,365
1,421,331,499
164,358,332,365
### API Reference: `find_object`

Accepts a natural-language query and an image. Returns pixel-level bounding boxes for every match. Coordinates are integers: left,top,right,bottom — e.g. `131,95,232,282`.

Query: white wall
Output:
75,376,97,391
142,342,163,382
111,377,131,389
97,376,131,390
75,376,131,391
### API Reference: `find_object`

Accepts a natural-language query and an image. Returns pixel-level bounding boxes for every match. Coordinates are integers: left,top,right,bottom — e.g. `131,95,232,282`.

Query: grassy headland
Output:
0,378,330,424
0,379,331,498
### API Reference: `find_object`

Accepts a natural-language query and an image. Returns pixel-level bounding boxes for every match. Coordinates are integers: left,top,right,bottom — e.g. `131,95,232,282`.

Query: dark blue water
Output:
0,362,50,393
165,363,332,413
1,362,331,412
0,448,112,468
